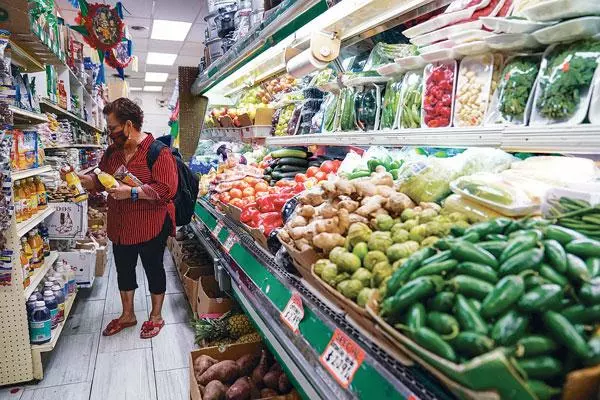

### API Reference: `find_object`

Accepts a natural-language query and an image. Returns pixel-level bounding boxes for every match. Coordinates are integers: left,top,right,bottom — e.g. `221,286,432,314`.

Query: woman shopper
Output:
76,97,178,338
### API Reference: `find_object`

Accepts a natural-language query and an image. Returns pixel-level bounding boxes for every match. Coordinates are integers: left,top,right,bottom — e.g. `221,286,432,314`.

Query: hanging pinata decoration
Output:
105,38,133,79
70,1,125,62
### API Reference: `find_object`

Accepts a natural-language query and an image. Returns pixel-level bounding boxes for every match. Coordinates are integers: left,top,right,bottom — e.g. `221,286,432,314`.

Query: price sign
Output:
320,328,365,388
280,292,304,333
223,234,238,251
213,220,224,237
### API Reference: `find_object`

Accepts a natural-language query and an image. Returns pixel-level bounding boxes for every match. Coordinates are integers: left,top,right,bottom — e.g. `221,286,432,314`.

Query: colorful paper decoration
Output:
105,39,133,78
71,1,124,55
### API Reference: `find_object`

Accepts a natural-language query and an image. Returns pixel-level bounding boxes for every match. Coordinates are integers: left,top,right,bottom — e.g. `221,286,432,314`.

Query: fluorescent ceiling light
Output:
151,20,192,41
129,87,143,91
144,86,163,92
145,72,169,82
147,52,178,65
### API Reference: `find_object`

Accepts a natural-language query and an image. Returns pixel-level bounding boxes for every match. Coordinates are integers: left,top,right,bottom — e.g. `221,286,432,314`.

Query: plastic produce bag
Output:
486,54,541,126
363,43,419,71
453,54,493,127
273,104,295,136
532,39,600,125
356,84,383,131
422,61,457,128
399,70,423,128
442,194,503,222
340,87,357,131
380,78,403,129
318,93,339,133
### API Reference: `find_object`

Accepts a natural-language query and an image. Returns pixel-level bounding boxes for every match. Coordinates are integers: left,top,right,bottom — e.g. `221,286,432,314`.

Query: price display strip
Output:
280,292,304,334
320,328,366,388
212,220,224,238
223,233,238,251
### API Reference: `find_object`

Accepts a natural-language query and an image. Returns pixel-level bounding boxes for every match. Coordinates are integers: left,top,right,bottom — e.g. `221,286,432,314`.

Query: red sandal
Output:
102,318,137,336
140,320,165,339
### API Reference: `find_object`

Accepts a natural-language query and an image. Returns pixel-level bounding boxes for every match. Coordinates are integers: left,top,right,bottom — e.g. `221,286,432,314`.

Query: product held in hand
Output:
94,168,119,189
61,166,88,202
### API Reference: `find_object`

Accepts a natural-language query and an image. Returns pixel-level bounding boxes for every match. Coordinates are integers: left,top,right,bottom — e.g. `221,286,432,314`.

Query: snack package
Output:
114,165,143,187
531,39,600,126
399,70,423,129
485,54,541,126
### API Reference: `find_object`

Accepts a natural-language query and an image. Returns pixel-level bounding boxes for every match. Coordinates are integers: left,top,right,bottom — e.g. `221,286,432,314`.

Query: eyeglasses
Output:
107,124,124,134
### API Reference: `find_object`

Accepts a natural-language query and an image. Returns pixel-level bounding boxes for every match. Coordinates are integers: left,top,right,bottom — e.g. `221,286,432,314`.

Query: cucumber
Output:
273,165,306,173
271,149,308,159
271,171,299,180
277,157,309,167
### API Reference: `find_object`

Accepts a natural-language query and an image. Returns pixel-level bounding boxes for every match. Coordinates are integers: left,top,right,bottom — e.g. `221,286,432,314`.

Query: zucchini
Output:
273,165,306,173
271,171,300,180
277,157,309,167
271,149,308,159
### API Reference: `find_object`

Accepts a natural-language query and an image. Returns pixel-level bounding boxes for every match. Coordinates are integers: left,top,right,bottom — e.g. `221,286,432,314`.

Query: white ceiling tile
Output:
125,17,152,38
121,0,154,18
146,64,178,73
133,38,149,52
179,42,204,57
153,0,203,22
186,23,208,42
127,78,145,87
149,39,183,53
175,55,201,67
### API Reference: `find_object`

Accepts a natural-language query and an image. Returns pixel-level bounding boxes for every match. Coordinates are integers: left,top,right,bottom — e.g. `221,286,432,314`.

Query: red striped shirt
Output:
96,134,177,245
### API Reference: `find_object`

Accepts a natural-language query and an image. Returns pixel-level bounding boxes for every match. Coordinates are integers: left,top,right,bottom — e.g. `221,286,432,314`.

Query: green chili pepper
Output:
566,253,591,283
481,275,525,320
455,294,488,335
421,250,452,266
527,380,562,400
449,241,498,268
543,239,568,274
385,247,435,296
562,304,600,323
426,312,460,339
498,248,544,277
586,257,600,278
515,335,558,358
450,332,494,358
485,234,507,241
543,310,590,359
412,327,457,362
455,262,498,284
448,275,494,300
518,284,563,312
477,241,508,259
539,264,569,286
491,310,528,346
543,225,585,245
566,239,600,258
579,277,600,305
468,299,481,312
465,219,509,237
427,291,455,313
403,303,426,333
410,260,458,279
380,276,441,319
517,356,563,380
524,275,550,290
500,235,539,263
460,232,481,243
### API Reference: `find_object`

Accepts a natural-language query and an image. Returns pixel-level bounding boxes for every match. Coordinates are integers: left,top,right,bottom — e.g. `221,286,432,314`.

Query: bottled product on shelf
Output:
29,301,51,345
14,177,48,224
42,290,58,329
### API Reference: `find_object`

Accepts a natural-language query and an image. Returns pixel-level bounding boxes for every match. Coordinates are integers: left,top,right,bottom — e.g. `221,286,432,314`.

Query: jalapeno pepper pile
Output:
381,217,600,397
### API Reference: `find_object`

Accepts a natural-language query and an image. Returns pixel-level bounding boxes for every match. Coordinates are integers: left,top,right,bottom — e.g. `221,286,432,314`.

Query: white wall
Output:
127,92,172,137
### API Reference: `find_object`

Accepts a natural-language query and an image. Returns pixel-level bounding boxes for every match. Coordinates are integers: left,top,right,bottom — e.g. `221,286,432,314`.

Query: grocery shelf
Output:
9,106,49,125
39,99,102,133
264,125,600,153
45,143,104,149
12,166,53,181
192,199,452,400
9,41,45,73
30,290,77,379
23,251,59,299
16,208,55,238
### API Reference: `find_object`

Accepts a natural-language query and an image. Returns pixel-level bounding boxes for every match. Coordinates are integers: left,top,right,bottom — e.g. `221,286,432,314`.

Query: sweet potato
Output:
194,355,218,376
236,353,260,376
269,362,282,373
260,388,279,398
278,373,292,394
226,377,252,400
251,350,268,388
262,370,282,390
204,380,228,400
199,360,240,385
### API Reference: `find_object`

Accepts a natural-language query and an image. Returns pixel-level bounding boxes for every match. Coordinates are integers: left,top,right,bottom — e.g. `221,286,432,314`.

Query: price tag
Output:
223,234,238,251
280,292,304,334
320,328,365,388
213,220,224,237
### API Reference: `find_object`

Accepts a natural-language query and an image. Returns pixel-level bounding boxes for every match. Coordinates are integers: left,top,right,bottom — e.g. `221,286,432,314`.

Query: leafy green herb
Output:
536,39,600,120
497,57,540,121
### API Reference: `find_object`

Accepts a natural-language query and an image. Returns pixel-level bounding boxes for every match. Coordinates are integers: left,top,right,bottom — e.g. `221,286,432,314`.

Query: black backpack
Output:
147,141,199,226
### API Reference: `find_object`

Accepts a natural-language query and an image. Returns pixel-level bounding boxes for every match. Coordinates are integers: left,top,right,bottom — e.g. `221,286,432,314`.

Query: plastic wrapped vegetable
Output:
381,78,403,129
364,42,419,71
286,105,303,136
453,54,493,127
356,85,379,131
399,70,423,129
340,87,357,131
321,93,339,133
273,104,295,136
486,55,541,126
422,61,456,128
533,39,600,125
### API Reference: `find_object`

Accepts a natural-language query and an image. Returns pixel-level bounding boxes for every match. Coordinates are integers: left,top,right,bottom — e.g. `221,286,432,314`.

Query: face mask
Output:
109,128,128,148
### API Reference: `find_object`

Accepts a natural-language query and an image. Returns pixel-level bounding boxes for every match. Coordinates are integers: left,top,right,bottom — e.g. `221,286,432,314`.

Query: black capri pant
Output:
113,216,170,294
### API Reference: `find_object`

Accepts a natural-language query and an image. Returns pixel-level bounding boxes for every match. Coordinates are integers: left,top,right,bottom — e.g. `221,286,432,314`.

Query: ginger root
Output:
337,199,359,213
370,171,394,187
315,203,338,219
335,179,355,196
420,202,441,212
356,195,386,217
349,213,369,224
338,208,350,234
376,185,395,198
299,190,325,206
386,192,415,215
289,215,308,228
278,229,291,243
312,233,345,252
298,205,315,218
315,217,340,234
295,238,313,252
354,180,378,198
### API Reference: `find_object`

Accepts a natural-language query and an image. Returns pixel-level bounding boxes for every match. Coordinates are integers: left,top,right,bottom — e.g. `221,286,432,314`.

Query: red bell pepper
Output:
240,206,260,226
256,212,283,236
256,195,276,213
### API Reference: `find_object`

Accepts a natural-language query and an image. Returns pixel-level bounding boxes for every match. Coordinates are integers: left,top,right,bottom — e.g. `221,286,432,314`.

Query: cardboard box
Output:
182,268,203,313
59,248,96,287
47,201,88,240
196,275,233,318
94,245,107,277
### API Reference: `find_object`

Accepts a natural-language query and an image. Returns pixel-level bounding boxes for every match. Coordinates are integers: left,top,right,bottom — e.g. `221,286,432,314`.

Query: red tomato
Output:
242,187,255,197
229,188,243,199
295,173,308,183
238,181,250,190
219,192,231,203
230,198,244,208
315,171,327,181
332,160,342,171
243,176,257,186
306,166,319,177
320,160,335,174
254,182,269,193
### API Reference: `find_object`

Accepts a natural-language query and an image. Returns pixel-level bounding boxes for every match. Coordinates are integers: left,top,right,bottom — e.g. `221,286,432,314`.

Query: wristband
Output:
131,187,138,202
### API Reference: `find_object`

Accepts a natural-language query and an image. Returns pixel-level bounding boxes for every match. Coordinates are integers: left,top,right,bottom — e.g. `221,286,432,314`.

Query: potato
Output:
194,355,218,376
226,377,252,400
262,370,281,390
199,360,240,385
236,353,260,376
268,362,282,373
260,388,279,398
278,373,292,394
251,350,268,388
204,380,228,400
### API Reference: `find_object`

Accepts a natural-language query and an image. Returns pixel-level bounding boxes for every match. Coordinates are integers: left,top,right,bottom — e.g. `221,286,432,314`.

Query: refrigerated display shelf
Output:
192,199,453,400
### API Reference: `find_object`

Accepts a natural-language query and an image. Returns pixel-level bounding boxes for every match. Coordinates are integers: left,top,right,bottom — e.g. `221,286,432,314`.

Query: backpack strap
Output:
147,140,167,171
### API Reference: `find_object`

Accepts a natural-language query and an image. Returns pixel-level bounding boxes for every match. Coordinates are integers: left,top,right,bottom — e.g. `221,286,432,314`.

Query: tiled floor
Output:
1,250,196,400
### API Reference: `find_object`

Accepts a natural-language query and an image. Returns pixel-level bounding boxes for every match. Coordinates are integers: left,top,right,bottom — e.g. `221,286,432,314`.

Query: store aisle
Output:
0,250,196,400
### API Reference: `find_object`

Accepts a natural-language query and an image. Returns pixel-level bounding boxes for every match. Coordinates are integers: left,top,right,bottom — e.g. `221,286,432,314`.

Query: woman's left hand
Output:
107,184,133,200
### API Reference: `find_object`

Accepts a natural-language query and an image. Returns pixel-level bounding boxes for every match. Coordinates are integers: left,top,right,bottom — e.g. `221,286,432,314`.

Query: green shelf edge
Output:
194,203,410,400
